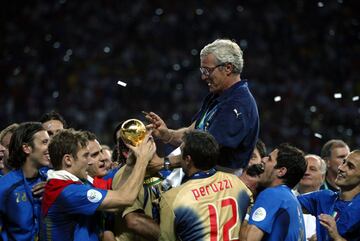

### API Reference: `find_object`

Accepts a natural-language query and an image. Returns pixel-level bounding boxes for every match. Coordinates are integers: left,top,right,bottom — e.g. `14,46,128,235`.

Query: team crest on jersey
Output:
252,207,266,221
87,189,102,203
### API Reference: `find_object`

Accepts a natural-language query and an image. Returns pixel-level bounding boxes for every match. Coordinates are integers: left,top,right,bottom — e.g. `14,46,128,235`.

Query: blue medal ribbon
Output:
196,96,219,131
20,170,44,240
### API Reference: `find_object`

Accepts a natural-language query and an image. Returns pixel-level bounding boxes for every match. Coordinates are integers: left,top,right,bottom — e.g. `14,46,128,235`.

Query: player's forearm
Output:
112,154,139,189
239,220,249,241
100,158,148,209
334,238,347,241
113,165,132,190
164,128,187,146
100,230,116,241
168,155,182,168
164,122,195,146
331,233,347,241
116,157,148,204
125,213,159,241
146,154,182,174
243,224,264,241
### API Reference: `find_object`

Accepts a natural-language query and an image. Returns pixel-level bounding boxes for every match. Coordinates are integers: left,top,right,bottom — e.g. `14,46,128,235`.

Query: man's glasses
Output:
199,63,225,77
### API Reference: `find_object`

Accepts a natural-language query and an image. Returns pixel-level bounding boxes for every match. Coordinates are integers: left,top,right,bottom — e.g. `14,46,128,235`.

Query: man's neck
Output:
22,160,39,178
239,173,259,195
339,186,360,201
270,179,285,188
2,166,11,175
222,76,241,92
326,173,339,190
186,167,210,177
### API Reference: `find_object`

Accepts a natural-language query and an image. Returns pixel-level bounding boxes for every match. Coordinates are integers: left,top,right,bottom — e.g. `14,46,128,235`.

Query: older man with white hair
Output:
293,154,327,240
145,39,259,175
295,154,327,195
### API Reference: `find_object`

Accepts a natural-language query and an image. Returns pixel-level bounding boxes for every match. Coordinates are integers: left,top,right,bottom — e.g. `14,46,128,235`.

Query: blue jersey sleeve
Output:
248,188,281,234
297,191,320,216
58,184,108,215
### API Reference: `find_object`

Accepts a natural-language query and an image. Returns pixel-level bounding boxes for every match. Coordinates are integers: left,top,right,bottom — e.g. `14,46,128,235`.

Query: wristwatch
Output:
164,157,171,170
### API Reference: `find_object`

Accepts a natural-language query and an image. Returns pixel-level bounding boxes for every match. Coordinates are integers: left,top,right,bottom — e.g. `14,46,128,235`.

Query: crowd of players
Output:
0,112,359,241
1,35,359,241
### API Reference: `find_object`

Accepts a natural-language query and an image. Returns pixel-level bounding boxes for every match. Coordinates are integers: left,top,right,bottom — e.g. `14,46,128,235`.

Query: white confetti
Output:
334,93,342,99
117,80,127,87
274,96,281,102
52,91,59,98
352,96,359,101
314,133,322,139
195,8,204,15
104,46,111,53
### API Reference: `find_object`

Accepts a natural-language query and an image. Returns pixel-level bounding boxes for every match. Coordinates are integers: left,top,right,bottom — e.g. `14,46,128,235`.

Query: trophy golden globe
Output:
120,119,147,146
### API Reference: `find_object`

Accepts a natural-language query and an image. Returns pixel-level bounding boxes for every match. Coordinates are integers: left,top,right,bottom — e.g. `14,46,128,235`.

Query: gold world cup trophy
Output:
121,118,166,198
120,119,147,146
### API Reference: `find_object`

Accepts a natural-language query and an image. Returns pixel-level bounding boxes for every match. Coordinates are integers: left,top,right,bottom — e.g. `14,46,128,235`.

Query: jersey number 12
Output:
208,197,239,241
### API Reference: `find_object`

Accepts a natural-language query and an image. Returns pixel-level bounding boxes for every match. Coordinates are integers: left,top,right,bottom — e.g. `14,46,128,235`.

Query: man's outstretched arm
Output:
124,212,159,241
99,134,155,210
243,224,264,241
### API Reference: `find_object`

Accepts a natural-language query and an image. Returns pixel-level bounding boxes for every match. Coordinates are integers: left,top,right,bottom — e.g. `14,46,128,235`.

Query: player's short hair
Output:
348,150,360,163
0,123,19,146
182,130,219,170
49,129,88,170
39,110,67,128
82,130,97,141
256,139,267,158
275,143,307,189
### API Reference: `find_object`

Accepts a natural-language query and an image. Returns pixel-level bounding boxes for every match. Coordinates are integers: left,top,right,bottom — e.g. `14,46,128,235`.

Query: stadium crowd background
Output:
1,0,359,153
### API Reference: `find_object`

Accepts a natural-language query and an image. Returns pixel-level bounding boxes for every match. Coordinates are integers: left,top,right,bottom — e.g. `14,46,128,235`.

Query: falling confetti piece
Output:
314,133,322,139
334,93,342,99
117,80,127,87
274,96,281,102
310,106,317,112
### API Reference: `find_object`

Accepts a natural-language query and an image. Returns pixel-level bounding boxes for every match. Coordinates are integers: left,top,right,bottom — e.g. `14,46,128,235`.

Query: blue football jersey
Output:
0,169,47,241
40,180,108,241
298,190,360,241
248,185,306,241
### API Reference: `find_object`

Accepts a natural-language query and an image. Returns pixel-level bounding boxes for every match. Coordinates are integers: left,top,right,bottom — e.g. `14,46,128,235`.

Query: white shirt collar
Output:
47,170,81,182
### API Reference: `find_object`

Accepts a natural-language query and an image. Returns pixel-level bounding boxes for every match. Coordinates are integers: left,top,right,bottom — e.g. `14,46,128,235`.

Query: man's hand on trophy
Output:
143,111,171,142
125,132,156,165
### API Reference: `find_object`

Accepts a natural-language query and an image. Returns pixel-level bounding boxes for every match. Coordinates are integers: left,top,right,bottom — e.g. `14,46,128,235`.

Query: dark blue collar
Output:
215,79,248,102
182,168,217,183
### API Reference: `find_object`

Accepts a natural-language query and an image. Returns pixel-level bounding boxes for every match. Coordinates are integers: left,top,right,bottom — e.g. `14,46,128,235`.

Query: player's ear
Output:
224,63,233,75
22,143,32,154
63,154,73,168
276,167,287,178
184,154,193,167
